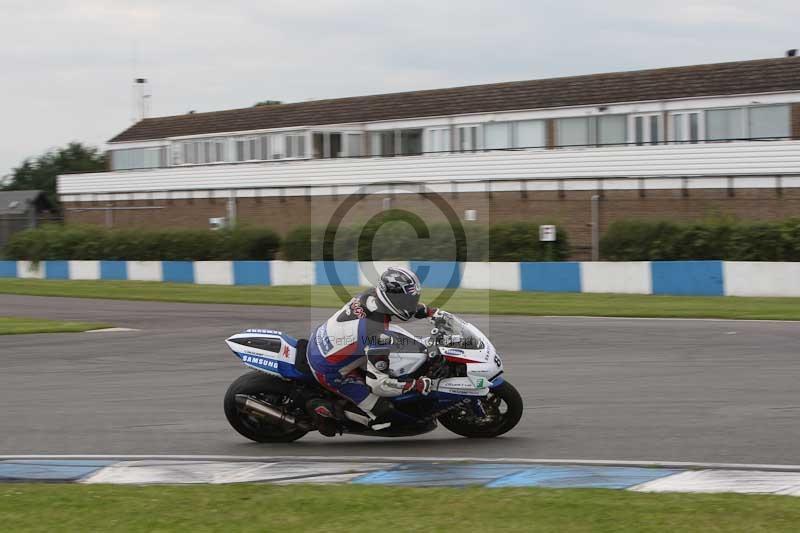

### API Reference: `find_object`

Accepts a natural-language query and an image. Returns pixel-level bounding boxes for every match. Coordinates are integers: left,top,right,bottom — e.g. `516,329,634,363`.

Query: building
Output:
0,190,56,248
59,55,800,258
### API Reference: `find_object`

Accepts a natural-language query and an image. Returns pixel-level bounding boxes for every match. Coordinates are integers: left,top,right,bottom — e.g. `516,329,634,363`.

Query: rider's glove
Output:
414,304,439,319
403,377,433,395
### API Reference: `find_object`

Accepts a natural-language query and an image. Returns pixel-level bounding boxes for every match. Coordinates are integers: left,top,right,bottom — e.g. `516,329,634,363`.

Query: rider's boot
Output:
306,398,338,437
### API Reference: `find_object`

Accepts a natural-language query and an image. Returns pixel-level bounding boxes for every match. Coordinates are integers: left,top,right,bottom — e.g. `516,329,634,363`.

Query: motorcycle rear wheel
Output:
438,381,523,438
224,371,309,443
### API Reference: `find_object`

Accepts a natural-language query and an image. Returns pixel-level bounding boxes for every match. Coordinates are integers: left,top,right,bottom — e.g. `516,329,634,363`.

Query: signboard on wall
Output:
539,225,557,242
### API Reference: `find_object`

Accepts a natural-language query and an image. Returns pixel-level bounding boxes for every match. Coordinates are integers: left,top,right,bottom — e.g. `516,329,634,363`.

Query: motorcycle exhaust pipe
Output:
235,394,311,430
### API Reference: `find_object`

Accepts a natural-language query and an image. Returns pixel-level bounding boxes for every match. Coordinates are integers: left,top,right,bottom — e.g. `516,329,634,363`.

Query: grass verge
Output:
0,316,110,335
2,483,800,532
1,278,800,320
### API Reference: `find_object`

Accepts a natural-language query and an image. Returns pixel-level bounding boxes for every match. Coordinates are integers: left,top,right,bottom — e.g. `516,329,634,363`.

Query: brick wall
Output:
63,184,800,260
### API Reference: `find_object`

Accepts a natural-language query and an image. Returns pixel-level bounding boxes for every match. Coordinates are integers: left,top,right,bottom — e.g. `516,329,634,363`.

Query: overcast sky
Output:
1,0,798,176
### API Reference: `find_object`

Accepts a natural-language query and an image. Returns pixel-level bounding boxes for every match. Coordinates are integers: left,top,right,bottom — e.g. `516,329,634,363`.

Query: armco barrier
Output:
0,260,798,297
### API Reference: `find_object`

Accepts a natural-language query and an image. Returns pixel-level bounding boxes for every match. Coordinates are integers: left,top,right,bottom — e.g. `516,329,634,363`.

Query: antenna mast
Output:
133,78,151,122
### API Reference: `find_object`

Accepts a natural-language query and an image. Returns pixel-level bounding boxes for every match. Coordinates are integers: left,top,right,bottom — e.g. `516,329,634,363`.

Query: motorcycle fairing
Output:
225,330,307,380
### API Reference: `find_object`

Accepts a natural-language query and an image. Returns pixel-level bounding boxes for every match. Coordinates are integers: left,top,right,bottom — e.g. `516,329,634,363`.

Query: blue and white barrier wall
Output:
0,259,798,297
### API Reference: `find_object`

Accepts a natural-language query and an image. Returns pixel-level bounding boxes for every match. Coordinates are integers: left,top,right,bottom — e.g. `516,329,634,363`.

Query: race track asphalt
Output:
2,294,799,464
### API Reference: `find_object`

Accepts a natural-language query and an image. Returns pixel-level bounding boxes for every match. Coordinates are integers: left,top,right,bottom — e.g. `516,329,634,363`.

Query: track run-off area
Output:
1,294,799,464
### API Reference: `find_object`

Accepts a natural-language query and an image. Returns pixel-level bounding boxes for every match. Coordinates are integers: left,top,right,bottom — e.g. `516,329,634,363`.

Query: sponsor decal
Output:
348,297,367,319
439,387,484,396
240,354,280,370
316,325,334,353
445,349,465,356
281,345,291,358
475,378,485,388
245,328,283,335
443,380,475,389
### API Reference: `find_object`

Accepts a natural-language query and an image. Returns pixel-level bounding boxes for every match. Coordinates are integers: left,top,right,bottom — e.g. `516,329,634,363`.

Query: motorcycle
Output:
223,310,523,441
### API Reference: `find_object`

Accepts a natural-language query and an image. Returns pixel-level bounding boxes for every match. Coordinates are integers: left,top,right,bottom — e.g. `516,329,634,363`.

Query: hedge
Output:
600,219,800,261
3,225,281,261
3,220,571,262
282,217,569,262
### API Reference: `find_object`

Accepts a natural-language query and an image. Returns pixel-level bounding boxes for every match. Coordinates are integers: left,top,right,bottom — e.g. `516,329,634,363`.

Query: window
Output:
170,144,182,165
345,133,363,157
485,123,511,150
329,133,342,158
285,134,306,158
458,125,479,151
271,135,285,159
368,129,422,157
706,108,745,141
182,141,201,164
110,147,166,170
558,116,629,147
371,131,396,156
313,133,324,158
233,136,265,161
749,105,790,139
215,140,226,161
312,132,345,158
399,129,422,155
597,115,627,145
426,127,451,153
630,114,663,145
515,120,545,148
198,139,225,164
669,112,703,143
556,117,589,147
266,135,272,159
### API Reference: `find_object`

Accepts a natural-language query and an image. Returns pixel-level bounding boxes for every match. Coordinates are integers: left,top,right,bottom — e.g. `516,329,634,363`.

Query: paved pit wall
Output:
1,260,799,297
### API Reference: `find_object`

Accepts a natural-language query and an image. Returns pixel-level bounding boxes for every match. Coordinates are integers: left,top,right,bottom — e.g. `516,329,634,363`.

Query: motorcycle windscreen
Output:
440,317,485,350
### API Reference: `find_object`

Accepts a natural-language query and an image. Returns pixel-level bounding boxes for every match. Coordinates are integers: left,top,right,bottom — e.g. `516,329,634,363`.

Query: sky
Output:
1,0,798,177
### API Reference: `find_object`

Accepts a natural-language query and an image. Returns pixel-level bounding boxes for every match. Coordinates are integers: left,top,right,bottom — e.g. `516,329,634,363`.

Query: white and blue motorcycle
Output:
223,311,523,441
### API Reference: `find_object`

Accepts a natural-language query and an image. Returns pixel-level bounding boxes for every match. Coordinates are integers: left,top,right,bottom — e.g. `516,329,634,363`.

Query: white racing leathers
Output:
306,288,432,424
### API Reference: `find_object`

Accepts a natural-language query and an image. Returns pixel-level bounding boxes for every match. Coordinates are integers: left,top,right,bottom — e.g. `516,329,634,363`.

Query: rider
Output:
306,266,437,436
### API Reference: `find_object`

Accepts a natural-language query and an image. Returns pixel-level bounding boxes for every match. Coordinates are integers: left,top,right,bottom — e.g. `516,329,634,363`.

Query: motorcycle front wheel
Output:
438,381,523,438
223,371,309,443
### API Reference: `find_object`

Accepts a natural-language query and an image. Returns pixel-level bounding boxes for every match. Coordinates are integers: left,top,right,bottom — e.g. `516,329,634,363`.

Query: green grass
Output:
1,278,800,320
0,316,110,335
1,483,800,532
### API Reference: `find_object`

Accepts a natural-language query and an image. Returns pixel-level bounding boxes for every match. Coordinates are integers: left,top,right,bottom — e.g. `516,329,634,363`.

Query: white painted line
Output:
5,455,800,472
80,460,394,485
84,327,140,333
631,469,800,495
274,472,370,484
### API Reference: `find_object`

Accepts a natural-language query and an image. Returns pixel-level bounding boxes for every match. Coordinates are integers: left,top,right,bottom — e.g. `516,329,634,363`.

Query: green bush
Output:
489,222,570,261
5,220,572,263
3,225,281,261
282,218,566,262
601,219,800,261
281,225,360,261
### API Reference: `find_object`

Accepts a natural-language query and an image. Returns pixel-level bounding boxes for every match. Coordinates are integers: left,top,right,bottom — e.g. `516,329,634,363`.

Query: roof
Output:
0,190,51,216
110,57,800,143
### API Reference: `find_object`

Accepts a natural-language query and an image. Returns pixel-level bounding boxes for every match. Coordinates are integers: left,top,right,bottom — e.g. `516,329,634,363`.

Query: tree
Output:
253,100,282,107
2,143,107,208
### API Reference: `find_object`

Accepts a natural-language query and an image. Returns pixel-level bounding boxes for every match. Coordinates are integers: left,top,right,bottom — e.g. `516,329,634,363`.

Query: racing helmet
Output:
376,266,421,321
